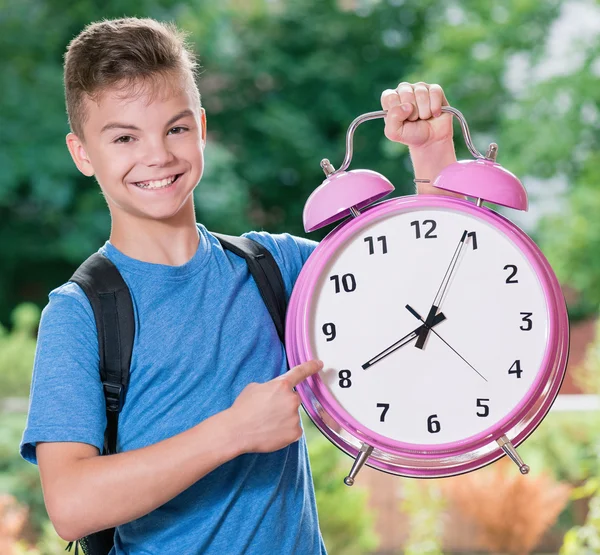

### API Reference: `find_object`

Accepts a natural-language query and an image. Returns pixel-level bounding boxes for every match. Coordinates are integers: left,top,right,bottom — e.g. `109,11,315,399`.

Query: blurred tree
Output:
0,303,40,397
185,0,434,239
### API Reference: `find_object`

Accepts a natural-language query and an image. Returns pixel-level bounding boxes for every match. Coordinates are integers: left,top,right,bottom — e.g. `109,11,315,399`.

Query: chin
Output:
140,206,189,222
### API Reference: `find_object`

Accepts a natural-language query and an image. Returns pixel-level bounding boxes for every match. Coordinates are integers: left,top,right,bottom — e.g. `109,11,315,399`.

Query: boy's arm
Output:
37,410,240,542
409,140,458,195
380,81,462,197
38,359,322,542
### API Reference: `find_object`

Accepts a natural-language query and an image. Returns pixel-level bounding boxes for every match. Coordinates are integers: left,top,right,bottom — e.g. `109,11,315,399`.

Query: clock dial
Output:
308,205,549,446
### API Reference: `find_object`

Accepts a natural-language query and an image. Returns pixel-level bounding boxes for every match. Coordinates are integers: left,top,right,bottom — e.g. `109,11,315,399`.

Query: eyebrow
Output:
100,109,195,134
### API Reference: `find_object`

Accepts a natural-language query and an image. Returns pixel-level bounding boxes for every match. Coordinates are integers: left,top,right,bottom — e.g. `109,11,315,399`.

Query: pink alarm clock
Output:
285,107,569,485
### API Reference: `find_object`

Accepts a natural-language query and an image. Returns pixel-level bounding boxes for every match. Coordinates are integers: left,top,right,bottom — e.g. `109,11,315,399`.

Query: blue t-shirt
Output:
20,224,326,555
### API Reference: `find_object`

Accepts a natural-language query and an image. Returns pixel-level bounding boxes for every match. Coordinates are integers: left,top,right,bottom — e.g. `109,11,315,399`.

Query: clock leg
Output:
496,434,530,475
344,443,374,486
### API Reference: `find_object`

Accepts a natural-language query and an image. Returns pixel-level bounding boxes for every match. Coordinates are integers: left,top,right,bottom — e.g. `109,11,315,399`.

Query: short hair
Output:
64,17,200,138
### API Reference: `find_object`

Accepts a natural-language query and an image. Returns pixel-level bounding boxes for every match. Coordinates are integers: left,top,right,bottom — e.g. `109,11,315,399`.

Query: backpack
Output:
65,233,288,555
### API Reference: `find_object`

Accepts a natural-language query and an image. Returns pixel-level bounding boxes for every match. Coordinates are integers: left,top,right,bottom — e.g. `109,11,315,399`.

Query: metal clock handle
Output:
497,434,530,474
321,106,497,178
344,443,374,487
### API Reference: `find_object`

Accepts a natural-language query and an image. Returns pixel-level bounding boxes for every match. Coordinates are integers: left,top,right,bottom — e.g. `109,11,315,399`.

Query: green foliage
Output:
559,314,600,552
409,0,563,157
303,417,379,554
572,317,600,395
400,479,445,555
540,183,600,317
519,411,600,484
0,303,40,397
561,478,600,555
178,0,435,239
0,413,48,536
413,0,600,316
0,412,65,553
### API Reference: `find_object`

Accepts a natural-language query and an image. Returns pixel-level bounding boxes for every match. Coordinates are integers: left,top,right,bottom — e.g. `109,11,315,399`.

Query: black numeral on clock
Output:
330,274,357,293
377,403,390,422
411,219,437,239
338,369,352,388
322,323,336,342
504,264,519,283
467,231,478,250
476,398,490,417
427,414,441,433
509,359,523,378
364,236,388,255
520,312,533,331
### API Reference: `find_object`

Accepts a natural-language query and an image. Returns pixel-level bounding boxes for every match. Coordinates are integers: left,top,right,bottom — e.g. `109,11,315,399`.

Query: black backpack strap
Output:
213,233,287,344
70,252,135,455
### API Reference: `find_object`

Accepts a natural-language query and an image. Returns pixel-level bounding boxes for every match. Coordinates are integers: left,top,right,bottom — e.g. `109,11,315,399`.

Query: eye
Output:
168,126,188,135
114,135,134,144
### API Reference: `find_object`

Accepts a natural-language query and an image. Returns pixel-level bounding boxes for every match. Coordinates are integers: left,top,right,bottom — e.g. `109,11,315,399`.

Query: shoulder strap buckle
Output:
102,382,124,412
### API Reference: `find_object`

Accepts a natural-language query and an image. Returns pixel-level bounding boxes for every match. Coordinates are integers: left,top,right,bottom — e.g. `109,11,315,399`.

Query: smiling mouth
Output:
132,173,183,190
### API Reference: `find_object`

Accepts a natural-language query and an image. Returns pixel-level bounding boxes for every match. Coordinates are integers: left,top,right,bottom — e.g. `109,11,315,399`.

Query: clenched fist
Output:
231,359,323,453
380,81,460,196
381,82,453,149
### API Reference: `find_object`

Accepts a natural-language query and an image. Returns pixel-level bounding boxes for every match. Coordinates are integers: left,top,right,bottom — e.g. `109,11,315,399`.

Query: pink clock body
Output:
285,193,569,478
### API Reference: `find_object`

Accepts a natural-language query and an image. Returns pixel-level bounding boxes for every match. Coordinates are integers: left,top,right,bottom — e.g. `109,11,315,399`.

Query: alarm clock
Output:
286,107,569,484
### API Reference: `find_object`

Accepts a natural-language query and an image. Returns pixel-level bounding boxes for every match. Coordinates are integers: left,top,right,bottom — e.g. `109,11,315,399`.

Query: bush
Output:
303,416,379,554
0,303,40,397
0,413,47,537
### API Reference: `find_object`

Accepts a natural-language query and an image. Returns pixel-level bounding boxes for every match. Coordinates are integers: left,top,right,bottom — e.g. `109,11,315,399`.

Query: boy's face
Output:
66,73,206,224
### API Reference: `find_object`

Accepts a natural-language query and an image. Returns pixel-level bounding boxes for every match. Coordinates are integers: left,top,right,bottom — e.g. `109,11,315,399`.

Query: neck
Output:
109,200,200,266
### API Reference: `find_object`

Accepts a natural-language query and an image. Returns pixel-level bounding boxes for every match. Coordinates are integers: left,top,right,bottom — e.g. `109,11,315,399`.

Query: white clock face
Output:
309,206,550,446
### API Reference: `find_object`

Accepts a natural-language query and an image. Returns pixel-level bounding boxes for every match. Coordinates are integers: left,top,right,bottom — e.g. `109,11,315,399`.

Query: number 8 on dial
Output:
285,107,569,484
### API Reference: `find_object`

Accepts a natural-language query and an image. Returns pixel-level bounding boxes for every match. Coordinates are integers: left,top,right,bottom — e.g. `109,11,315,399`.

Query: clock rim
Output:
287,195,569,458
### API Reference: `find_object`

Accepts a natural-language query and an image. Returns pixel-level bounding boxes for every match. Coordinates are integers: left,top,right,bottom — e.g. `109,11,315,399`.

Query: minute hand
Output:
362,312,446,370
416,230,470,349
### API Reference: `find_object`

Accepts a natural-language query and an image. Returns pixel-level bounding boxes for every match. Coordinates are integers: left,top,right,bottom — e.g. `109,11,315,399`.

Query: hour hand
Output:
362,312,446,370
407,303,444,349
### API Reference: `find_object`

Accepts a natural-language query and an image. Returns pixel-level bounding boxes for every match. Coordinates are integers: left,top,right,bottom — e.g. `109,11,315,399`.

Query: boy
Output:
20,17,458,554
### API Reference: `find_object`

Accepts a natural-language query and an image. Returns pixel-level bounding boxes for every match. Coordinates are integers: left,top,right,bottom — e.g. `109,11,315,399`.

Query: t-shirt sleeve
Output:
20,282,106,465
242,232,318,299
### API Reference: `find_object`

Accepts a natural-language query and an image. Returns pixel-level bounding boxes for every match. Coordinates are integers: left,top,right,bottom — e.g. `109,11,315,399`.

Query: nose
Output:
142,137,174,167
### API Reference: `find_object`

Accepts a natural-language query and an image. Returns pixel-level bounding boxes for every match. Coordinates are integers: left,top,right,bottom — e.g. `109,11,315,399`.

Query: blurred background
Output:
1,0,600,553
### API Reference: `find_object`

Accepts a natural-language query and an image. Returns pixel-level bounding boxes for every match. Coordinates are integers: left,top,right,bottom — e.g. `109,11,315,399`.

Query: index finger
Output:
279,359,324,388
380,89,401,111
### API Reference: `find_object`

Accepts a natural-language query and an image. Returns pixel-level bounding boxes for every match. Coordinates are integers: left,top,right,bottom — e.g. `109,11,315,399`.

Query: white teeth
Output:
134,175,178,189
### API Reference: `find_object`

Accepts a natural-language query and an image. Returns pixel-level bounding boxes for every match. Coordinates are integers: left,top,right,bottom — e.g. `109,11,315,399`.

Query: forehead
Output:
83,74,200,134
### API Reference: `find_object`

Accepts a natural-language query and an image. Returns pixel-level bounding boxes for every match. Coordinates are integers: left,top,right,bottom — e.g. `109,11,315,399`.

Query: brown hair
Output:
64,17,200,138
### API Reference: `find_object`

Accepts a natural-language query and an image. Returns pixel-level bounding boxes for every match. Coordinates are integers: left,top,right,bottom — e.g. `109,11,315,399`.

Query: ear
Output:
66,133,95,177
199,108,207,146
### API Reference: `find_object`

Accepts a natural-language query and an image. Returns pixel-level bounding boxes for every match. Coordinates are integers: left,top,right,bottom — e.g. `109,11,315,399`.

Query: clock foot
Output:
344,443,374,486
497,434,530,475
